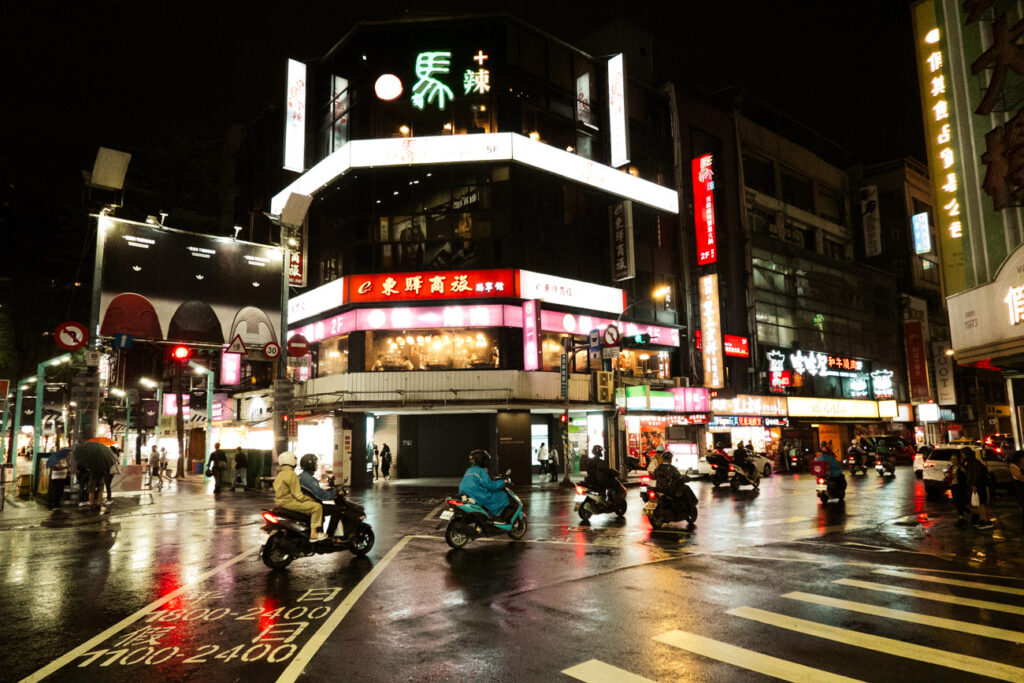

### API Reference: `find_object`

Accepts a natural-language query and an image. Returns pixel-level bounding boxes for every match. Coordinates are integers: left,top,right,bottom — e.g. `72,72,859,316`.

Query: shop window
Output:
317,335,349,377
365,328,500,371
825,238,846,262
614,348,671,379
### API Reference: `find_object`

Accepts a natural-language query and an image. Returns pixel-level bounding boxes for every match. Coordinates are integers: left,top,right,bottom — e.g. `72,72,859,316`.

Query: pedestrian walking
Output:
1009,450,1024,540
945,452,970,527
537,442,548,479
233,446,248,491
964,446,994,529
208,442,228,495
372,444,380,481
380,443,392,482
159,448,172,485
548,445,560,482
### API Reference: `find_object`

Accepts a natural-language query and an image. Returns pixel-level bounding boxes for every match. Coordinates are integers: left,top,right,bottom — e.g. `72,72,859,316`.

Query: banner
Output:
860,185,881,257
933,352,957,405
699,274,723,389
610,201,635,281
903,320,931,402
692,154,717,265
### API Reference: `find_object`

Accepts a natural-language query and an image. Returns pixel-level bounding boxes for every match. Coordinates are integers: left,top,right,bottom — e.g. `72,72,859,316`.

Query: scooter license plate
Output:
440,510,454,521
815,484,827,492
573,494,586,504
644,502,657,512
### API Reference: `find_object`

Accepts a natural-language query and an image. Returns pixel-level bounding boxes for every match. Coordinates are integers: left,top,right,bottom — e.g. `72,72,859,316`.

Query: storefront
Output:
782,397,896,454
617,386,710,472
706,394,789,458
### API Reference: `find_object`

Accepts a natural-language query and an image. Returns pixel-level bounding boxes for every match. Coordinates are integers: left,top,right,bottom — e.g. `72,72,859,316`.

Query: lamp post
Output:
109,388,130,466
32,353,71,490
139,377,161,457
611,286,670,477
188,361,215,475
8,375,36,483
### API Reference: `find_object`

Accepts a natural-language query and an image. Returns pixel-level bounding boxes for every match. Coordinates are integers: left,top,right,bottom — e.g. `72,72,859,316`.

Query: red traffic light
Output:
171,345,191,361
560,413,568,423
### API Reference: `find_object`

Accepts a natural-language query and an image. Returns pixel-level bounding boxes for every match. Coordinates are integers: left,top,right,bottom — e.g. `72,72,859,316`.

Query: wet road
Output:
2,467,1023,681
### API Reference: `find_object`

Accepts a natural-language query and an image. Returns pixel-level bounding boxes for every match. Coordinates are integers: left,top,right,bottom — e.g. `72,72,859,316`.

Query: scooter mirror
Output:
504,469,511,477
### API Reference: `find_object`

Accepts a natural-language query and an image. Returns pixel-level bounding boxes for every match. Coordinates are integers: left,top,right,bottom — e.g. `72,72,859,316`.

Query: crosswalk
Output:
563,567,1024,682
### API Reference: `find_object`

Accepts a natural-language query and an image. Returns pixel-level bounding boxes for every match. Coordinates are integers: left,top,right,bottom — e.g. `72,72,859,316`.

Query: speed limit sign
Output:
263,342,281,359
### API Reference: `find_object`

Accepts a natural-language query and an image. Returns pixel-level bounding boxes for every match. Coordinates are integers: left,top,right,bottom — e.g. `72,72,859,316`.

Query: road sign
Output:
602,324,620,347
263,342,281,359
287,334,310,357
113,333,133,349
225,335,247,354
84,350,101,367
54,321,88,351
287,356,311,368
560,353,568,399
589,329,601,360
602,347,620,359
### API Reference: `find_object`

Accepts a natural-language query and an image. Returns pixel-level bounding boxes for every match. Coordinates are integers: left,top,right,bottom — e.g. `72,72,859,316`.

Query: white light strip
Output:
271,133,677,215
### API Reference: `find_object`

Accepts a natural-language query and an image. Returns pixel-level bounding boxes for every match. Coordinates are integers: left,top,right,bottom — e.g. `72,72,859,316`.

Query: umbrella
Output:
46,448,71,468
73,441,116,474
86,436,118,447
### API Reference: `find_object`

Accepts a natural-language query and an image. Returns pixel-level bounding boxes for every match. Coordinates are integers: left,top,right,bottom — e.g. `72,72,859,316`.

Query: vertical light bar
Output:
607,54,629,168
692,154,717,265
284,59,307,172
699,274,724,389
522,300,541,371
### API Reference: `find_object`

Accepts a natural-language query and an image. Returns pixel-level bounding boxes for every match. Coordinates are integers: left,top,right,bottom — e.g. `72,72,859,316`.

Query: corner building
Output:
271,15,686,485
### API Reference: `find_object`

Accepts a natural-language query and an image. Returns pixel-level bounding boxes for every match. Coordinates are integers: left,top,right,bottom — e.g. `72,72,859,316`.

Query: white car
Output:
697,452,773,478
924,445,1013,497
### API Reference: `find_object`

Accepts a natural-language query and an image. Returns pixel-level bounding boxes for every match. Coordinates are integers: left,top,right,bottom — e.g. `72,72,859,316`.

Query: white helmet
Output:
278,451,297,468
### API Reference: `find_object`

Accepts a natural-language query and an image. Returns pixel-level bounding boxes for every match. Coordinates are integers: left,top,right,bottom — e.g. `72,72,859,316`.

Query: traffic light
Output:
171,345,191,362
560,413,568,424
621,333,651,348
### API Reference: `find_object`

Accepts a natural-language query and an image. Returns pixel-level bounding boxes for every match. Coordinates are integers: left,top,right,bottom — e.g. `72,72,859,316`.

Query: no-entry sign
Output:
287,334,310,357
55,321,88,351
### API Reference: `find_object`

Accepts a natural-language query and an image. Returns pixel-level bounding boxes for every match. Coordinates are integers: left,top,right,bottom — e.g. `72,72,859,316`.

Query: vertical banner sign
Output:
699,274,724,389
610,200,635,281
912,211,932,255
933,351,957,405
288,219,308,287
576,72,596,129
284,59,307,172
860,185,882,257
560,353,568,399
522,300,541,371
903,320,931,402
912,2,966,294
692,154,717,265
607,54,629,168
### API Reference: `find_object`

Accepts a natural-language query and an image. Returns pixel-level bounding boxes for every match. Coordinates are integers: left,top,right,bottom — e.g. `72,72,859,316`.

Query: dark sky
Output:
1,0,922,200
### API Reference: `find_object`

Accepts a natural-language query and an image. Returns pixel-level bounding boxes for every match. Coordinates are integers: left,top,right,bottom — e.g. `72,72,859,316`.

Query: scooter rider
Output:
458,449,510,518
653,451,688,515
298,454,341,539
273,451,329,542
815,442,847,496
847,438,866,473
732,441,756,480
586,445,623,504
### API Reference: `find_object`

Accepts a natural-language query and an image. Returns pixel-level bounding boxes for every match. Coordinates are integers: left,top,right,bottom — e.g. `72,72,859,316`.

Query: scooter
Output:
440,472,527,548
259,486,375,570
640,474,698,528
574,477,627,521
875,454,896,478
707,452,734,488
786,451,805,473
846,453,868,476
730,462,760,490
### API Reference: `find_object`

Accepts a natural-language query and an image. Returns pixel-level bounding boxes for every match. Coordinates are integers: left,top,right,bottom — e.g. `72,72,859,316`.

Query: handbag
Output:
970,490,980,507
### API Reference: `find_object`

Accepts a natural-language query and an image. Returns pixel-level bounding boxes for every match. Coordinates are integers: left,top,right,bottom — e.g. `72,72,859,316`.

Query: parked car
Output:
923,445,1013,497
861,435,916,464
983,433,1016,455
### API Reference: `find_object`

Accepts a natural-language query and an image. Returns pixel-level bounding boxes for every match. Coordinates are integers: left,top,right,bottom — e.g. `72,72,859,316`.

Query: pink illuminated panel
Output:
163,393,190,419
538,310,680,347
220,350,241,386
357,305,505,332
671,387,710,413
522,300,541,371
292,313,356,344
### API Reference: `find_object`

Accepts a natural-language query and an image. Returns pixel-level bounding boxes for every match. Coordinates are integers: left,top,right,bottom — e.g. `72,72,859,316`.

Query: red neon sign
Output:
723,334,749,358
692,154,717,265
347,269,515,304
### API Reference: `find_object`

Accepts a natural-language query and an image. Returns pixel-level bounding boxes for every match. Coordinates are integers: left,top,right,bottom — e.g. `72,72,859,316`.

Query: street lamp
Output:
110,387,129,463
30,353,71,489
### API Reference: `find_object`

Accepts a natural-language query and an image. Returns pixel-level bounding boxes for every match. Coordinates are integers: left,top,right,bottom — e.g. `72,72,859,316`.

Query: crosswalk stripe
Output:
873,569,1024,596
835,578,1024,616
653,629,861,682
783,591,1024,643
562,659,654,683
728,606,1024,682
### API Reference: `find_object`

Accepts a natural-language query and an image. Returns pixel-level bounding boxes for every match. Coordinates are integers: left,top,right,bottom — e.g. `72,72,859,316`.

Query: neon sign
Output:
692,154,717,265
1006,284,1024,326
411,52,454,110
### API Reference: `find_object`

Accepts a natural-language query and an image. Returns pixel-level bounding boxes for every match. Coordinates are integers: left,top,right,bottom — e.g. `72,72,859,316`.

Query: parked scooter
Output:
440,471,527,548
574,477,627,521
640,474,698,528
259,485,375,570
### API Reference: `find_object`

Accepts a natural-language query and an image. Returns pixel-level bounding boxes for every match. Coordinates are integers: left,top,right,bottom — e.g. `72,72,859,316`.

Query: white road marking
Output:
783,591,1024,643
653,629,860,682
562,659,655,683
872,569,1024,596
728,606,1024,682
19,549,251,683
894,566,1024,580
422,501,447,522
276,535,413,683
834,578,1024,616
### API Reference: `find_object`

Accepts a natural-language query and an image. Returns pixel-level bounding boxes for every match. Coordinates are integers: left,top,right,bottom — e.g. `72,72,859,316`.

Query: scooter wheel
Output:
763,464,772,478
508,515,527,540
261,532,294,570
686,507,698,524
615,500,628,517
349,523,375,557
730,477,740,491
651,509,666,529
578,501,593,521
445,521,470,549
818,494,828,504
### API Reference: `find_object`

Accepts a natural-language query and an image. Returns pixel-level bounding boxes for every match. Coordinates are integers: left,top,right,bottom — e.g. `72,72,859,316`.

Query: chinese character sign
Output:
912,4,966,294
699,274,723,389
691,154,717,265
609,200,635,281
284,59,306,172
347,269,513,304
412,52,454,110
522,300,541,371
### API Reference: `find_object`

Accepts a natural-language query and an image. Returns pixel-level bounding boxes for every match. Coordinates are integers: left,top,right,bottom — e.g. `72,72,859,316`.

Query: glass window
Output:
743,154,775,196
365,328,500,371
817,187,845,225
780,169,814,213
614,348,671,379
825,238,846,261
921,258,940,283
317,335,349,377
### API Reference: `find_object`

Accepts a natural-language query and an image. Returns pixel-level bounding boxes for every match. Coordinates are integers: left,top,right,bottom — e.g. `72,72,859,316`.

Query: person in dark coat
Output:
380,444,392,481
208,442,228,495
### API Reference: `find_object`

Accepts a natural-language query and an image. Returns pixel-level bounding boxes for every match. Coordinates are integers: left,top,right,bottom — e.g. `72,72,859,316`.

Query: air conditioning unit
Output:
595,371,614,403
673,376,690,387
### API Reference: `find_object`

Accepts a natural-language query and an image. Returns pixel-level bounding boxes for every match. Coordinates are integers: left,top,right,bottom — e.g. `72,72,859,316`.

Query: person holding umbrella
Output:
73,440,117,509
46,449,71,509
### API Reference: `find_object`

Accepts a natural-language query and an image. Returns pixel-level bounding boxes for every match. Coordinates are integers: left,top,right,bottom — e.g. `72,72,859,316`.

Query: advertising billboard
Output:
912,211,932,255
98,219,283,348
692,154,717,265
284,59,307,172
698,274,723,389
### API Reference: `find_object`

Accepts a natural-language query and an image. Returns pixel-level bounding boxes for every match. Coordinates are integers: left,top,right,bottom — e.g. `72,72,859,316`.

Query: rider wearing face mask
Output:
298,453,341,539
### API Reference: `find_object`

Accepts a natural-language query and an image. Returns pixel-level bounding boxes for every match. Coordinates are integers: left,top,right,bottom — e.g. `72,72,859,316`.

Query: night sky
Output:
2,0,922,201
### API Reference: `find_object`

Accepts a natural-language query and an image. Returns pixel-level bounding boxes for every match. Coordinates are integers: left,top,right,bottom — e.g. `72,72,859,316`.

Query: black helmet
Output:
299,453,318,472
468,449,491,468
662,451,674,463
591,445,604,457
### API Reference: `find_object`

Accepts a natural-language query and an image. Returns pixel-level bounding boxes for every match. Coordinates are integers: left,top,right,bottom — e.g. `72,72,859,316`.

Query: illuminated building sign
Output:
699,274,723,389
272,133,678,215
409,50,490,111
348,269,514,304
522,300,541,371
917,403,940,423
538,310,680,347
464,50,490,94
788,350,864,377
786,397,880,420
289,278,347,323
608,54,629,168
518,269,626,315
871,369,894,399
710,416,765,428
912,211,932,255
284,59,306,172
769,371,791,393
672,387,711,413
912,6,966,294
1007,284,1024,326
710,395,787,417
723,334,749,358
691,154,717,265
